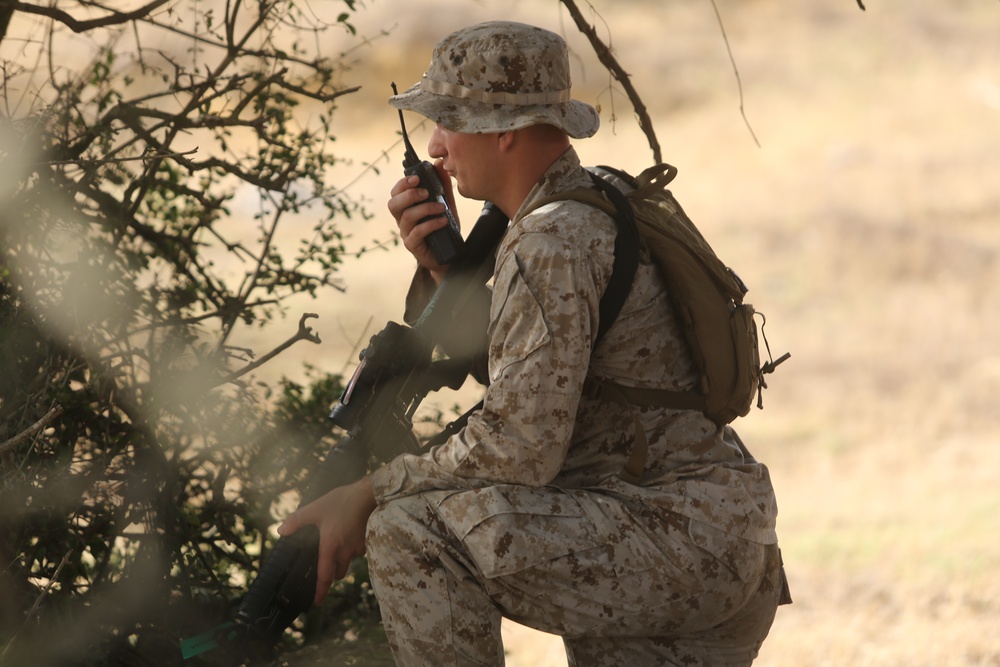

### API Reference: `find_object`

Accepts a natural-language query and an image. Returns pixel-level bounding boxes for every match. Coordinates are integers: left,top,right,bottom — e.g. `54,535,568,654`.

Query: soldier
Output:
279,20,788,666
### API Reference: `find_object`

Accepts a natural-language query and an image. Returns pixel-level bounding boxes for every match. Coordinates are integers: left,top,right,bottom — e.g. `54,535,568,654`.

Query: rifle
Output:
179,202,509,665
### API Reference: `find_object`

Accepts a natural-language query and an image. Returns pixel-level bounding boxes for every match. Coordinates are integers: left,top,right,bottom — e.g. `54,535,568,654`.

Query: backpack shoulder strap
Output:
586,173,641,345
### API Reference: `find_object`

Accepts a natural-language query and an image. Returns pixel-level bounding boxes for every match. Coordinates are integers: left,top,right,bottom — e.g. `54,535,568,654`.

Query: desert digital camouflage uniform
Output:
366,146,786,666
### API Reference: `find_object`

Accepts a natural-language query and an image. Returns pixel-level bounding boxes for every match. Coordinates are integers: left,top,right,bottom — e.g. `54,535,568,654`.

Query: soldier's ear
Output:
496,130,515,152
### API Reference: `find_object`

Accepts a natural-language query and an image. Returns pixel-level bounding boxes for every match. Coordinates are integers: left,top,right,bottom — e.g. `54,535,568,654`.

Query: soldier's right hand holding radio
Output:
389,166,459,281
388,83,465,281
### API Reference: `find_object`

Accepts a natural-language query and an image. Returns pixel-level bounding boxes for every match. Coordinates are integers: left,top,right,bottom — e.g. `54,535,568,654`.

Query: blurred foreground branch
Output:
0,1,369,662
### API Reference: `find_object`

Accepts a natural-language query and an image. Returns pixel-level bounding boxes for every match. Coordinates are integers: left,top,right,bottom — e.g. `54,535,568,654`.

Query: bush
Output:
0,2,375,664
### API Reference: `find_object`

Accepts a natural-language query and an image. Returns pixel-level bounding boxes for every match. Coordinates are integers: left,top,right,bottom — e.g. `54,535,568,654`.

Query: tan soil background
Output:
236,1,1000,665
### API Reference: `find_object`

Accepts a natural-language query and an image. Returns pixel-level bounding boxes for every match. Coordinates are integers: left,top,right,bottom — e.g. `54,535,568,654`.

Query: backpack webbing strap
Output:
585,376,706,411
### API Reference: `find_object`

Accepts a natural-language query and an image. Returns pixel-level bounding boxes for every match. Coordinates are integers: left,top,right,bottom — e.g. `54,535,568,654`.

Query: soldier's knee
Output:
366,495,433,560
367,500,404,555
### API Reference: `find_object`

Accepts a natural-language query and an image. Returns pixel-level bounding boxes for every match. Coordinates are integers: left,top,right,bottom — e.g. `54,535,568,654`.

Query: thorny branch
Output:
0,1,366,660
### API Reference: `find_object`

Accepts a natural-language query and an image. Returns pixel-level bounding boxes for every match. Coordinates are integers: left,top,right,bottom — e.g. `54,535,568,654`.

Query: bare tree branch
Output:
0,548,73,660
559,0,662,164
0,405,63,456
709,0,761,148
278,80,361,104
0,3,15,44
39,147,198,167
3,0,170,34
217,313,322,386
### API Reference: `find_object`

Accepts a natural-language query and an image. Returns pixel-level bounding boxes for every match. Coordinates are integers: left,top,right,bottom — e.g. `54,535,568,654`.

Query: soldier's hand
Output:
388,160,459,281
277,476,377,604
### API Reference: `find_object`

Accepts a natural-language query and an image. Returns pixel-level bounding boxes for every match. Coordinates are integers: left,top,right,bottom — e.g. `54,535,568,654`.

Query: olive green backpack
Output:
526,163,788,427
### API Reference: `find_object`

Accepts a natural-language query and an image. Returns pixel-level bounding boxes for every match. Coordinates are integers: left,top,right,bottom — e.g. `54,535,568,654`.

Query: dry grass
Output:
246,1,1000,665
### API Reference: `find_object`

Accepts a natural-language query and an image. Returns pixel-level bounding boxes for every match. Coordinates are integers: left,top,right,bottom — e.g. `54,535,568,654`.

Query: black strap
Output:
424,398,483,448
587,173,641,347
423,181,641,443
412,202,509,336
412,203,507,447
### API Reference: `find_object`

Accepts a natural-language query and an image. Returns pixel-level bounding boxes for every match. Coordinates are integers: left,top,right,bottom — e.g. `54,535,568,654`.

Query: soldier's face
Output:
427,124,500,202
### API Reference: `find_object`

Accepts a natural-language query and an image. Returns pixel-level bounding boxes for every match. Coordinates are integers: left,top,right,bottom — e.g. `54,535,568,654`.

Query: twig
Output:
216,313,322,386
0,405,63,456
709,0,761,148
339,316,374,378
39,147,199,167
857,0,866,10
0,549,73,661
559,0,663,164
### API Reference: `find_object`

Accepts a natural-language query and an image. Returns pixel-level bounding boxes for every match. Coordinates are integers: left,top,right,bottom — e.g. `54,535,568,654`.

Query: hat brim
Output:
389,82,600,139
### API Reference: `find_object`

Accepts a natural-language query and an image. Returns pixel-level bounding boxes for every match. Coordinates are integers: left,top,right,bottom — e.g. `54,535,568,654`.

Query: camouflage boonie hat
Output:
389,21,600,139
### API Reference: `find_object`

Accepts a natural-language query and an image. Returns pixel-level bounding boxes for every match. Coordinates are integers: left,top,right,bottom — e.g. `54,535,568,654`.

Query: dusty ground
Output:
237,1,1000,665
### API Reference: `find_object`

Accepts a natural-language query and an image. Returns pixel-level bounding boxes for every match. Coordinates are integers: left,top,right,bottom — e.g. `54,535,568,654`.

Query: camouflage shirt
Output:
370,147,777,545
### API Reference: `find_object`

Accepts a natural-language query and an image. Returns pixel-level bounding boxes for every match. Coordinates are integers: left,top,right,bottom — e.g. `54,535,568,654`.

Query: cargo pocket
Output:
688,518,765,584
572,491,659,577
433,485,601,579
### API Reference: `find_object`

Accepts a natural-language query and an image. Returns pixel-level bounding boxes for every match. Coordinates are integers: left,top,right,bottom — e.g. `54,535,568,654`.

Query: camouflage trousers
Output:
367,485,783,667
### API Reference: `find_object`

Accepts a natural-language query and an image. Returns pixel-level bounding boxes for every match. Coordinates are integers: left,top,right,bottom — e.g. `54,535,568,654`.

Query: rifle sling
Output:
411,203,507,449
412,202,509,337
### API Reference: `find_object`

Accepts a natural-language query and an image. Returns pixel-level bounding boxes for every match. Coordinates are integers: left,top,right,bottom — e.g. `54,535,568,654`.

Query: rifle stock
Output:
232,438,369,648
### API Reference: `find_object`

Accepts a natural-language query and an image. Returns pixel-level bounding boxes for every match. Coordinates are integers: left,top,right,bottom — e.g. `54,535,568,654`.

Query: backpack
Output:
525,163,788,426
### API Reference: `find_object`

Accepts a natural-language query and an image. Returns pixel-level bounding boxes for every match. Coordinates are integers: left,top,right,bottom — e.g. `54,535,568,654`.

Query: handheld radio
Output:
392,82,465,264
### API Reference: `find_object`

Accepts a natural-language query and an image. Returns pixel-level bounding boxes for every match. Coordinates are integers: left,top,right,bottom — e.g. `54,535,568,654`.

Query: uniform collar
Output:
512,146,593,224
